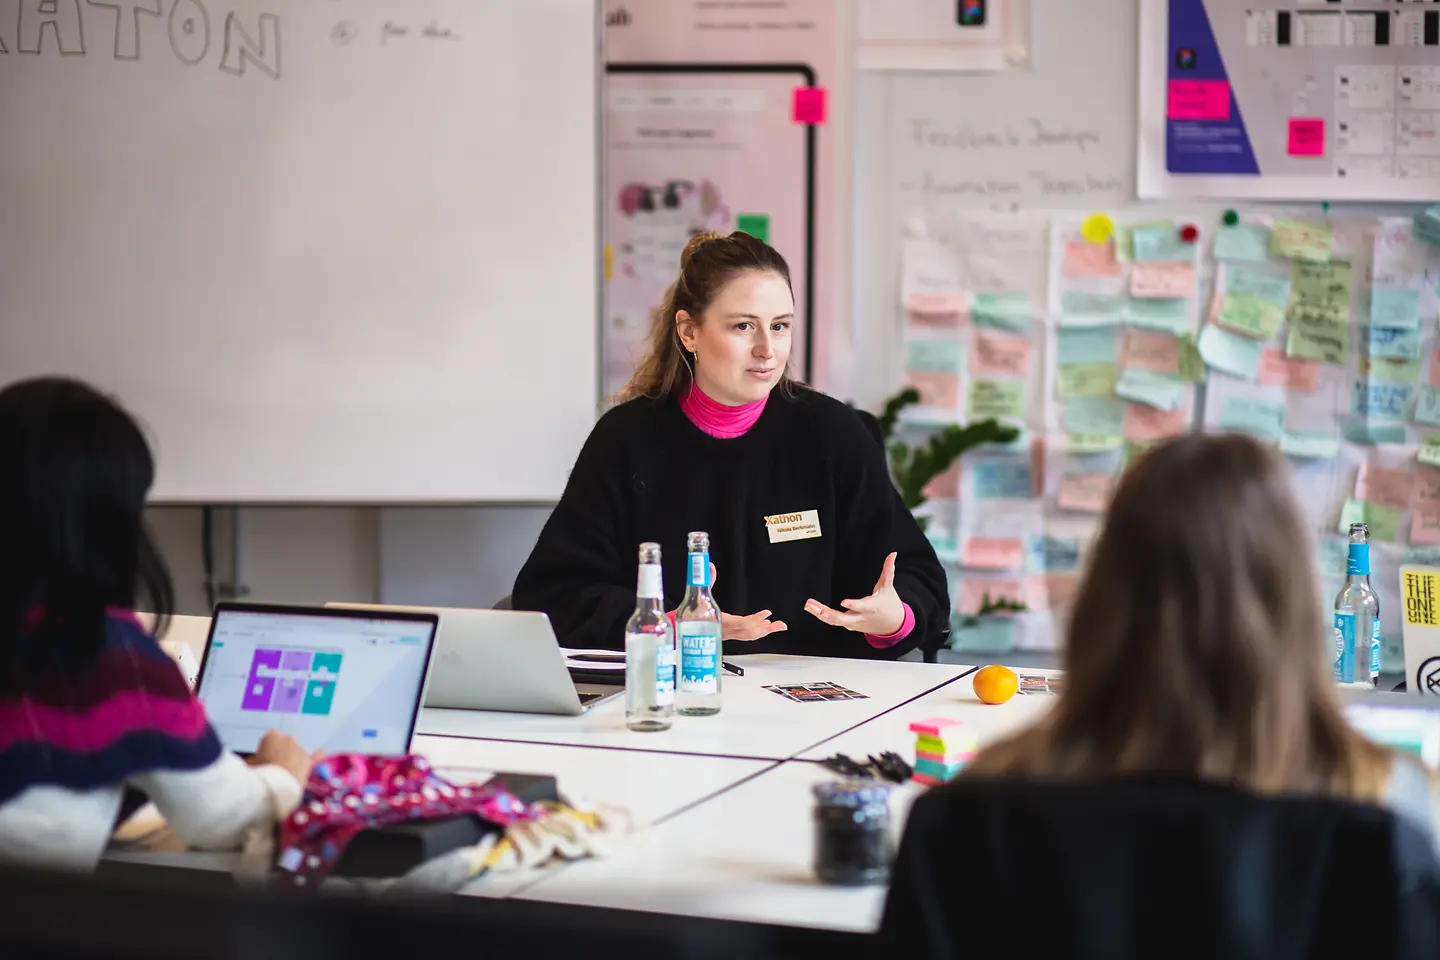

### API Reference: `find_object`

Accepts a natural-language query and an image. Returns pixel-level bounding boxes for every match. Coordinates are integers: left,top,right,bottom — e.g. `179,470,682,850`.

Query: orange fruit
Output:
972,665,1018,705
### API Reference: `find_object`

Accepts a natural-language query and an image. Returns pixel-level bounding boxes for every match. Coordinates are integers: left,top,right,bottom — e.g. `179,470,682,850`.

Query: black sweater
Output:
512,387,951,659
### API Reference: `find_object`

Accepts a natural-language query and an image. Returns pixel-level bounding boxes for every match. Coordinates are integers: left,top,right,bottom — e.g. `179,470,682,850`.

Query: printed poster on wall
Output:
601,0,840,401
1139,0,1440,201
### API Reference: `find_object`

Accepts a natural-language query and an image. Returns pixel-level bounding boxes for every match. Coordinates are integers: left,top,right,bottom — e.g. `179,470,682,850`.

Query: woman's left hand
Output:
805,552,904,636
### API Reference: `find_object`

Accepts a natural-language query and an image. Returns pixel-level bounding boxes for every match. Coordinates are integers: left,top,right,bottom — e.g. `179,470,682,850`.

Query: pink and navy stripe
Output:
0,612,222,805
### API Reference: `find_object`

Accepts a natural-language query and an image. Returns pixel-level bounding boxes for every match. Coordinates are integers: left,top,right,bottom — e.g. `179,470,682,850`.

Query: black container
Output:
811,779,894,886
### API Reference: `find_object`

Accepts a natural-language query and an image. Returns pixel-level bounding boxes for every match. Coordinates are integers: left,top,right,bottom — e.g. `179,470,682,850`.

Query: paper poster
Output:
600,0,842,397
1140,2,1440,202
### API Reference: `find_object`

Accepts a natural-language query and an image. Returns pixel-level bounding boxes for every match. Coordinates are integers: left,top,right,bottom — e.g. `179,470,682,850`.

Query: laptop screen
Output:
195,606,437,756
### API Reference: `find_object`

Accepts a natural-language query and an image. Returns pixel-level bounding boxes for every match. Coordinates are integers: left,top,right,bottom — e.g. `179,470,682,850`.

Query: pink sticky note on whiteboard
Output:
1287,118,1325,157
1167,79,1231,121
959,538,1024,571
792,87,827,124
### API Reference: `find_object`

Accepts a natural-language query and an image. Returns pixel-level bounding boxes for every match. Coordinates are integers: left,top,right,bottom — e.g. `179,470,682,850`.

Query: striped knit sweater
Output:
0,610,223,806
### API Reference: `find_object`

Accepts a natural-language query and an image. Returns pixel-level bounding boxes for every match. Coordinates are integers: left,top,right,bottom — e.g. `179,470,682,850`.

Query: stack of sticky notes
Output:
907,717,978,786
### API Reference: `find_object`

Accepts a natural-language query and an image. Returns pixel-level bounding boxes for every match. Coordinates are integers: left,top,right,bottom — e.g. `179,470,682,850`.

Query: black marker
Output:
723,660,745,677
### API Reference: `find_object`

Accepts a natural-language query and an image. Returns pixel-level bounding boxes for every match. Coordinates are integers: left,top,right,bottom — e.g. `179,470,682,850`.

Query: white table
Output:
418,655,975,761
511,759,921,933
795,666,1062,763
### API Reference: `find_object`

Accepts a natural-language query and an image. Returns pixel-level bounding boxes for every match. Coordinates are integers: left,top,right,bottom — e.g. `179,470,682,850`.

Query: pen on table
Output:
723,660,744,677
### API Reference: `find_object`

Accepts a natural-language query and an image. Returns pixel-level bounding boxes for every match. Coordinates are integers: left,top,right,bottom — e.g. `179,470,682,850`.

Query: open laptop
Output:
194,602,440,757
325,603,623,716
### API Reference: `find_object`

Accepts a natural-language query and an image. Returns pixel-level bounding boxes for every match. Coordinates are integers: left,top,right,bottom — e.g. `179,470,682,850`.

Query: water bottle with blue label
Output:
677,530,723,716
1333,522,1381,686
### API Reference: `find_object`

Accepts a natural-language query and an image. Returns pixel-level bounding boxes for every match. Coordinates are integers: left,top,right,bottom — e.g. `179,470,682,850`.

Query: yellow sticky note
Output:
1404,569,1440,627
967,379,1025,420
1066,433,1124,453
1056,362,1119,399
1422,435,1440,469
1270,219,1333,262
1216,293,1286,340
604,244,614,283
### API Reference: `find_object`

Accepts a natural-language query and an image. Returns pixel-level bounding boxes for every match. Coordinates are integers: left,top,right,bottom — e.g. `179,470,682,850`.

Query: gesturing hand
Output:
805,552,904,636
691,563,787,641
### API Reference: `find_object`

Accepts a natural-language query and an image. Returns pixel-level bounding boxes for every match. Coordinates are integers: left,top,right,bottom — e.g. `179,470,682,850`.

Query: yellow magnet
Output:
1080,214,1114,245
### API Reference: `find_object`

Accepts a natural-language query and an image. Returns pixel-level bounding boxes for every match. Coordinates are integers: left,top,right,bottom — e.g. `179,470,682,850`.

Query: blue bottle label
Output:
656,643,675,704
1370,617,1382,679
1347,543,1369,576
679,622,720,694
1333,612,1355,682
688,551,710,588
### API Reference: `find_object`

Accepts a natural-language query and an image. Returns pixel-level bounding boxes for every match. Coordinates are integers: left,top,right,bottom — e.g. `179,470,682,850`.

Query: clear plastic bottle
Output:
625,542,675,731
1333,522,1381,686
676,531,723,716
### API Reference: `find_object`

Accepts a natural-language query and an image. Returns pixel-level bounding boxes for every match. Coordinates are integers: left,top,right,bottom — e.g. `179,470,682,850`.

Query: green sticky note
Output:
1363,354,1423,384
1289,260,1353,326
1417,386,1440,427
1125,298,1192,336
1421,434,1440,468
1131,222,1190,262
972,293,1032,333
968,379,1025,419
1115,368,1183,411
1063,397,1127,436
1176,334,1206,383
1056,327,1120,366
1060,291,1125,321
906,339,965,373
1342,418,1408,446
1270,219,1333,262
1066,433,1124,453
1217,292,1286,340
1198,324,1263,379
1213,224,1272,262
1286,323,1349,366
735,213,769,243
1225,266,1291,305
951,617,1017,654
1056,362,1119,399
1279,433,1342,459
1370,288,1422,329
1338,497,1401,542
1219,394,1285,440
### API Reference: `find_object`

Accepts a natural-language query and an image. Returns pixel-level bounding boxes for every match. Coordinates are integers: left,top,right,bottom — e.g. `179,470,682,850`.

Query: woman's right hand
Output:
250,730,320,786
709,563,787,641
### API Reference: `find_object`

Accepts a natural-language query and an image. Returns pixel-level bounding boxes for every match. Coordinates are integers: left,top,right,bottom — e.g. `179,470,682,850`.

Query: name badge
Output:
765,509,822,544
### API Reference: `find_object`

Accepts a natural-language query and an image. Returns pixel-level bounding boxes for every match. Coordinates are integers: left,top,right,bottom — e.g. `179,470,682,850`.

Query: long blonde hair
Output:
968,434,1393,803
617,230,797,403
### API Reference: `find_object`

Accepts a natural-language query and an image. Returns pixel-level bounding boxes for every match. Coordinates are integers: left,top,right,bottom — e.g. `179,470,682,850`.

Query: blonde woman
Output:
967,433,1437,840
514,232,949,659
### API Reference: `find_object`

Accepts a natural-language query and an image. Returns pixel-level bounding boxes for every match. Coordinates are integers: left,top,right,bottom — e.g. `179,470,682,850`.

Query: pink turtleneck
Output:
679,385,768,439
676,385,914,647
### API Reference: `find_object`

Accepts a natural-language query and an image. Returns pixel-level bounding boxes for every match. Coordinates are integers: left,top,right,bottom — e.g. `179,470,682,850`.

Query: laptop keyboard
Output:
578,691,604,705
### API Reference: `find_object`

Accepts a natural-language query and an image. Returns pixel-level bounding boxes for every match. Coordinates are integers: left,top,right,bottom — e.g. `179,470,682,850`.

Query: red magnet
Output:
1179,223,1200,244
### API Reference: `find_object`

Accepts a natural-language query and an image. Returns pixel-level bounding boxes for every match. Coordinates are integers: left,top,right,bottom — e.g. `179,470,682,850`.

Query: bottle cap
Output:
1349,523,1369,536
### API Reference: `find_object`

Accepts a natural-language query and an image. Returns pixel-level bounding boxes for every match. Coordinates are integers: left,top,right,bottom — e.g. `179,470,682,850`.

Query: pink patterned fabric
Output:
272,753,539,888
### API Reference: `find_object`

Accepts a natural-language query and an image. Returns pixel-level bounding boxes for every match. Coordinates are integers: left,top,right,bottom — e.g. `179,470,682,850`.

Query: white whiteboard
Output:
0,0,599,504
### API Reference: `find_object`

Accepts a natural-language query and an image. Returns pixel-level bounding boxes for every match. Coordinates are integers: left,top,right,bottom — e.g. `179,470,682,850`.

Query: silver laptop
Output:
326,603,623,716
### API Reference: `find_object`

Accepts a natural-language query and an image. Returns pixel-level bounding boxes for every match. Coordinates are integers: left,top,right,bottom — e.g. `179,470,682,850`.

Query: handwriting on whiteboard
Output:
0,0,281,80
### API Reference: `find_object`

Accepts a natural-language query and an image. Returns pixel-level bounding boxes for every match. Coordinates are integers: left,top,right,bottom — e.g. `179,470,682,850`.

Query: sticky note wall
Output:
897,210,1440,665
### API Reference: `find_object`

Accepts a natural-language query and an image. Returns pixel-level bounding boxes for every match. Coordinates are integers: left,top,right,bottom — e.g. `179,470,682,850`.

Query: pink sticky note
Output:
971,330,1033,378
1167,79,1231,121
905,370,960,409
1057,473,1114,513
1413,508,1440,546
1430,348,1440,387
1062,240,1122,279
1257,347,1321,392
1123,329,1181,374
1045,574,1082,610
1417,470,1440,510
1356,463,1415,512
906,293,967,329
1130,262,1196,300
1287,118,1326,157
958,577,1025,612
908,717,962,737
959,538,1024,571
923,461,961,500
792,87,827,124
1124,404,1188,442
